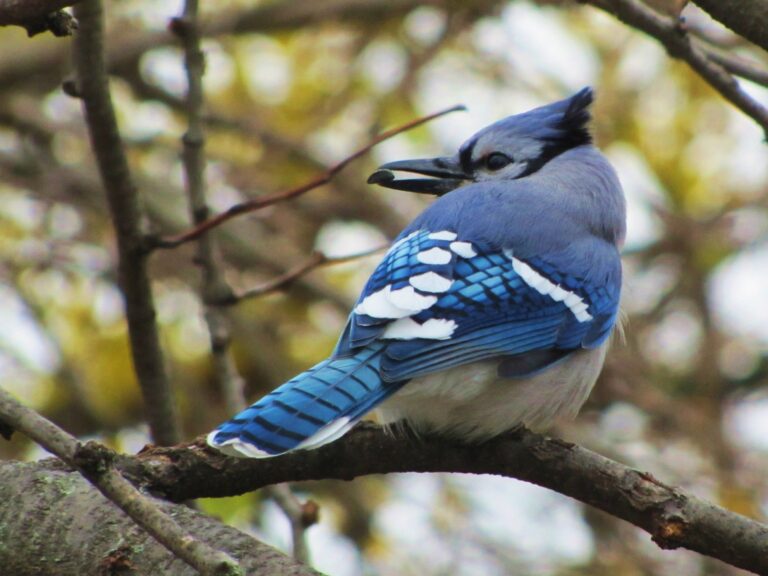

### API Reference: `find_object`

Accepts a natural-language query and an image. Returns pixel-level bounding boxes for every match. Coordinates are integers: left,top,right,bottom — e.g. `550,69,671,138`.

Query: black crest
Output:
554,86,593,148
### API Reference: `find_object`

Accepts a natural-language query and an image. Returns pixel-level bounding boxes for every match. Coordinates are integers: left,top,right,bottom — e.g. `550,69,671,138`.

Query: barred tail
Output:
207,344,402,458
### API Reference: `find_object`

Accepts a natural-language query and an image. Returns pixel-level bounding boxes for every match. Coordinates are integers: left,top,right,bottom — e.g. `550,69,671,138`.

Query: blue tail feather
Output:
207,343,404,457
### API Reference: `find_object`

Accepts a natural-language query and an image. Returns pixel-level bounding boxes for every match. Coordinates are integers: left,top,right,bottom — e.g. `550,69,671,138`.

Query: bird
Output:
207,87,626,458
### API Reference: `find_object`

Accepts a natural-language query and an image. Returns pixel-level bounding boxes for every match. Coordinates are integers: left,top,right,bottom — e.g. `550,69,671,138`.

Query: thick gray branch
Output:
0,386,242,576
0,460,321,576
121,424,768,575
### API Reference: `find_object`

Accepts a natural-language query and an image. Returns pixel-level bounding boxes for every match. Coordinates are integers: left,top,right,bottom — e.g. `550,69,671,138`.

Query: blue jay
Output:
208,87,625,458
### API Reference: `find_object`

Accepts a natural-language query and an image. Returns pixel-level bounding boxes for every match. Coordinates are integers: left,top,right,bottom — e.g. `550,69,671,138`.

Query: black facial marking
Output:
517,153,555,179
516,87,594,179
459,137,477,175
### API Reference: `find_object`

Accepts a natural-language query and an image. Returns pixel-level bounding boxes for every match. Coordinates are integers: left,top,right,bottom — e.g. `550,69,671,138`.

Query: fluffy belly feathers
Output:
376,345,607,440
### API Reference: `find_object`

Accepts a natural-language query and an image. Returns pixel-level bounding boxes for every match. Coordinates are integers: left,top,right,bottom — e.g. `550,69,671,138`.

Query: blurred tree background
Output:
0,0,767,574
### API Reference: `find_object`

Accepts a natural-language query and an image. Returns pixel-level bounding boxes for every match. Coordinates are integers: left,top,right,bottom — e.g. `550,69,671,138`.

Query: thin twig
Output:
262,485,319,564
174,10,322,561
0,386,243,576
584,0,768,138
154,104,466,249
701,45,768,88
72,0,181,445
173,0,248,418
220,245,387,304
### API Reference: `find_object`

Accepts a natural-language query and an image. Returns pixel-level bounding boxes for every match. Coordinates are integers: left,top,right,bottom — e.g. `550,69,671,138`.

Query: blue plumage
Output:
211,344,406,457
208,88,626,458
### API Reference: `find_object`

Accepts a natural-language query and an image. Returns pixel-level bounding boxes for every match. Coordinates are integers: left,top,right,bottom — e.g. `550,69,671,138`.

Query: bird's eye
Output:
484,152,513,171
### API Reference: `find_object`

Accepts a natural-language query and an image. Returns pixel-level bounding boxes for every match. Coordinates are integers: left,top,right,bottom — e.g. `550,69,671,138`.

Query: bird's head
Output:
369,87,595,195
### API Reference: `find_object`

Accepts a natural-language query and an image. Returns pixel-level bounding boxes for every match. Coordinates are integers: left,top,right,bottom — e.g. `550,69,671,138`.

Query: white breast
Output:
376,345,607,441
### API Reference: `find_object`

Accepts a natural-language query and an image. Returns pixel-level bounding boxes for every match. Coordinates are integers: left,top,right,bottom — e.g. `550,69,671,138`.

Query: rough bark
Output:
0,0,79,35
122,424,768,575
4,424,767,574
0,460,321,576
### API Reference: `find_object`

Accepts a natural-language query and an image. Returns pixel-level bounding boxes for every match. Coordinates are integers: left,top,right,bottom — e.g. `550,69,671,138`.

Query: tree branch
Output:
0,386,243,576
153,104,466,249
0,0,79,36
72,0,181,446
118,424,768,575
584,0,768,138
0,459,321,576
702,46,768,88
0,0,460,89
692,0,768,53
172,10,321,562
262,484,319,564
172,0,249,419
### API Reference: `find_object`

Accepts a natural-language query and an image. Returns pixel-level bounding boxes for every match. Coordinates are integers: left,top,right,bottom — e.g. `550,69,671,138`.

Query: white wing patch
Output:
450,241,477,258
354,285,410,318
428,230,458,241
550,286,570,302
356,229,470,339
355,285,436,318
383,317,457,340
389,286,438,311
417,247,452,265
409,271,453,293
510,256,593,323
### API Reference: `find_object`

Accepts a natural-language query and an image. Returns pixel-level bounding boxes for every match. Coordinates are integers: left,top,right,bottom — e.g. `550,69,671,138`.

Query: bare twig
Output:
220,245,387,304
0,387,243,576
173,8,320,562
72,0,181,445
154,104,466,249
172,0,248,418
262,485,319,564
584,0,768,138
702,46,768,88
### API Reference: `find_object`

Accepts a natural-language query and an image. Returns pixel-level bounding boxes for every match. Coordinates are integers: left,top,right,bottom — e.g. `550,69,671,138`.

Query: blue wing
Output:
335,227,621,382
209,225,621,457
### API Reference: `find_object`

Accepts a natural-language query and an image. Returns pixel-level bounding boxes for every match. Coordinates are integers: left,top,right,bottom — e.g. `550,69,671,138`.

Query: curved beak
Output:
367,155,470,196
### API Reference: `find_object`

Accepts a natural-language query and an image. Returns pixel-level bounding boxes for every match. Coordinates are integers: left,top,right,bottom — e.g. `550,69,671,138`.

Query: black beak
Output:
367,156,470,196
